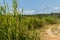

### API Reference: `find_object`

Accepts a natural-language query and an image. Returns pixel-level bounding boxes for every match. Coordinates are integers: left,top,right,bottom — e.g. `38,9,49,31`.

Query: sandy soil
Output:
40,24,60,40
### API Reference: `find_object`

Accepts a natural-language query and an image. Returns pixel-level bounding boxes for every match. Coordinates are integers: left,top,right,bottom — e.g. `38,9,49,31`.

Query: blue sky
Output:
0,0,60,14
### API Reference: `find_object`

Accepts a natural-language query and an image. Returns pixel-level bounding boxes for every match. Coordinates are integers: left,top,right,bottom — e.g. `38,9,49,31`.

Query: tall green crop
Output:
3,0,6,14
12,0,18,15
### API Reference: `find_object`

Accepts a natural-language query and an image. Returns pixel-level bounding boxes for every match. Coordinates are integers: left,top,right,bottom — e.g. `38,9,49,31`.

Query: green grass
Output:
0,14,59,40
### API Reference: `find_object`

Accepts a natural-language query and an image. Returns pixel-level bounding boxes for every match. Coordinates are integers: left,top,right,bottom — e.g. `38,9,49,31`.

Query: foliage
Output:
45,16,59,24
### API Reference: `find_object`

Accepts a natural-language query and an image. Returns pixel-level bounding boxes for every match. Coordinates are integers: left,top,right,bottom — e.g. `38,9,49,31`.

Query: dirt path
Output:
40,24,60,40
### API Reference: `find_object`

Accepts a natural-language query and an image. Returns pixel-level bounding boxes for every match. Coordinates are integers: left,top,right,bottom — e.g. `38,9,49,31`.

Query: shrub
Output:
45,16,59,24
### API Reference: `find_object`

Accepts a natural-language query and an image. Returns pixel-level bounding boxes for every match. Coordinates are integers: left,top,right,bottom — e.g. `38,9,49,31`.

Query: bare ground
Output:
40,24,60,40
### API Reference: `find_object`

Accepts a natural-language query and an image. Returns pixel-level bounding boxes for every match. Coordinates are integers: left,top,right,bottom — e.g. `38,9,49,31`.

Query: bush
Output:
45,16,59,24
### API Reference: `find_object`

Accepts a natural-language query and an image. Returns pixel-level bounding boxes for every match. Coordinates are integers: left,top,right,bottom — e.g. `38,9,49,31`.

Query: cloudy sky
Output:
0,0,60,15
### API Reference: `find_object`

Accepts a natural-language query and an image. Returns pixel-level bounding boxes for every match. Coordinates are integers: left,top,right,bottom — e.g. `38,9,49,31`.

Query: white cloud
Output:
53,6,60,12
23,10,36,15
19,8,22,12
54,7,60,10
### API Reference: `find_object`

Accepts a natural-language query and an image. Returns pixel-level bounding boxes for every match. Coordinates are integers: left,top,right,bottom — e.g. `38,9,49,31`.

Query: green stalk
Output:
3,0,6,14
12,0,18,16
6,3,10,14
